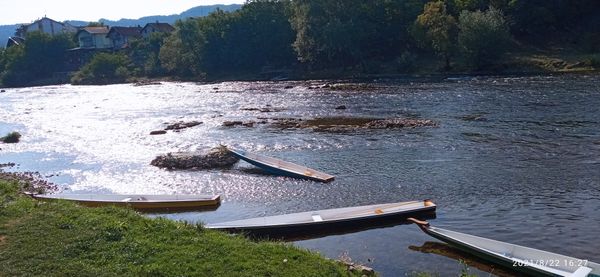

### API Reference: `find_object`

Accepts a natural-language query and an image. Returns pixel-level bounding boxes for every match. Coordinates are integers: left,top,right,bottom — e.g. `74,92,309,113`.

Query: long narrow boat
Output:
207,200,436,239
407,218,600,277
227,147,335,182
32,194,220,211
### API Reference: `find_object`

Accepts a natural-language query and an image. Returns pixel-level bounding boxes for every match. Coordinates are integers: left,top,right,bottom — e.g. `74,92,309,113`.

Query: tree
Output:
413,1,457,70
130,32,169,76
0,31,74,87
161,1,296,78
71,53,131,85
458,7,510,69
289,0,378,67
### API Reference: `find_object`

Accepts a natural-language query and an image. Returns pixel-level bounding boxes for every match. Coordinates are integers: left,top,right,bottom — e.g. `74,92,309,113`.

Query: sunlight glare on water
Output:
1,75,599,276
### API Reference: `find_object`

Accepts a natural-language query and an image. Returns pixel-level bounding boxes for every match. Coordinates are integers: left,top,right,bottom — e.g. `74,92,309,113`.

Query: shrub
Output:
1,131,21,143
458,8,511,69
71,53,131,85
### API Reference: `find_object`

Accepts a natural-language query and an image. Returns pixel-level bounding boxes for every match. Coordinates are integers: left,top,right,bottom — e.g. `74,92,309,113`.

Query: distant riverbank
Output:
1,46,598,89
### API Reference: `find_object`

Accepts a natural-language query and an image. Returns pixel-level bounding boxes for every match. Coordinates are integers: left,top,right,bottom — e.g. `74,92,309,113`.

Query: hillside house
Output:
106,26,142,49
141,22,175,38
75,26,112,49
15,17,77,37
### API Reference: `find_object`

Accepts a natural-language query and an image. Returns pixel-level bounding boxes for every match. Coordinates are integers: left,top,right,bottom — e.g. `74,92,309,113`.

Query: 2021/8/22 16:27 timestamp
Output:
513,259,589,268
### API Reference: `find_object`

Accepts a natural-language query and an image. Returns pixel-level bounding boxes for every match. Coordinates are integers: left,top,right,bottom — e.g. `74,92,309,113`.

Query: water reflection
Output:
409,241,517,277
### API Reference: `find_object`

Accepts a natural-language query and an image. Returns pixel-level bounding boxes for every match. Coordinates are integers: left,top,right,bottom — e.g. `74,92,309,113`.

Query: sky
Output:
0,0,244,25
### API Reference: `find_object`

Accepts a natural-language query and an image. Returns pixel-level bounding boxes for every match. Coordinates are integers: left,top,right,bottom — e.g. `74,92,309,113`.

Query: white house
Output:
15,17,77,37
75,27,112,49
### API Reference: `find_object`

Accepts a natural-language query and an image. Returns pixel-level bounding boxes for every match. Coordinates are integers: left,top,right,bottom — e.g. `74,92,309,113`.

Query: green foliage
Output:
161,1,296,78
290,0,427,69
1,131,21,143
130,32,169,76
71,52,132,85
446,0,487,15
458,8,511,69
0,32,74,87
86,22,105,27
413,1,457,70
589,54,600,68
0,179,357,276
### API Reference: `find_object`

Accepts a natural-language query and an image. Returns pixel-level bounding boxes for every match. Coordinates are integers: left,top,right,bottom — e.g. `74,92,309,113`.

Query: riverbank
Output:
201,47,600,83
1,47,598,89
0,176,364,276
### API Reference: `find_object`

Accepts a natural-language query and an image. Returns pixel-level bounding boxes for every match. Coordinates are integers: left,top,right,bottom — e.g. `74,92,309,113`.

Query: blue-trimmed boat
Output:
228,147,335,182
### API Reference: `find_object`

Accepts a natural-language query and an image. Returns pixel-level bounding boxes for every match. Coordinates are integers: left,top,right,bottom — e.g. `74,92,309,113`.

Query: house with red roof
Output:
106,26,142,49
141,22,175,39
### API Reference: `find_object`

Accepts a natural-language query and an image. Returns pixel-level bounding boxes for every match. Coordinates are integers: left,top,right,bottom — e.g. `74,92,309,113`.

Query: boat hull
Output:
33,194,221,212
229,148,335,182
411,221,600,277
208,200,436,240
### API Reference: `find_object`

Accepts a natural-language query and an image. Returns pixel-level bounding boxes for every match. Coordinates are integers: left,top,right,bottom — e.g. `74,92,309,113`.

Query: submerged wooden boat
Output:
32,193,220,211
408,218,600,277
227,148,335,183
207,200,436,238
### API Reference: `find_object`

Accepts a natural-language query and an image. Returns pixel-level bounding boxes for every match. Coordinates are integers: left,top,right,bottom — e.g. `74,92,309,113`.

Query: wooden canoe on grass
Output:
408,218,600,277
227,148,335,183
32,194,220,211
207,200,436,238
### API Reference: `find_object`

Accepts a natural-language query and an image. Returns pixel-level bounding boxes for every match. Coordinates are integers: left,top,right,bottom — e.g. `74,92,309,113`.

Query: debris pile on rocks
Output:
151,146,239,170
269,117,437,132
338,260,375,276
222,120,268,128
240,107,285,113
0,171,58,194
364,118,437,129
149,120,202,135
165,121,202,131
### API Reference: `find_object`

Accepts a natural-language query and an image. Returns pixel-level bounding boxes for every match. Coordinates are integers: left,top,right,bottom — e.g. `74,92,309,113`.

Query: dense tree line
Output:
0,32,74,87
1,0,599,87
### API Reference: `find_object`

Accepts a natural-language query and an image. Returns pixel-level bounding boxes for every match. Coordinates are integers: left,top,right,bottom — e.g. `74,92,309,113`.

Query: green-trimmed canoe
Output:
32,193,220,211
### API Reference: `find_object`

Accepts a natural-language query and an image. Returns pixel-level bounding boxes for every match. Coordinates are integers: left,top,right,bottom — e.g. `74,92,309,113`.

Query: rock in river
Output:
149,130,167,135
269,117,437,132
151,146,239,169
164,121,202,131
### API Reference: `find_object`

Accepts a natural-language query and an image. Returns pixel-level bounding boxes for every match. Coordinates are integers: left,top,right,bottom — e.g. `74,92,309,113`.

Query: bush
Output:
71,53,131,85
1,131,21,143
458,8,511,69
589,54,600,68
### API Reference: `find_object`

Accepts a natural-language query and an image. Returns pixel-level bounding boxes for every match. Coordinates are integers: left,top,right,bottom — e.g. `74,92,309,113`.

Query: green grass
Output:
0,179,360,276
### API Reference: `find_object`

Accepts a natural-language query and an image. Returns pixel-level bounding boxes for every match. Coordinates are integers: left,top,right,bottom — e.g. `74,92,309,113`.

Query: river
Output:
1,74,599,276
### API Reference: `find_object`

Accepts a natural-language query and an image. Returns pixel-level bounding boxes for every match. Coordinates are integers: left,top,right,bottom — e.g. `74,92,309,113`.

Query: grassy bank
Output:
0,178,360,276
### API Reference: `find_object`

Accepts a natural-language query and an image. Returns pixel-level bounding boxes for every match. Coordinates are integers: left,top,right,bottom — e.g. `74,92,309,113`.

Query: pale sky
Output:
0,0,244,25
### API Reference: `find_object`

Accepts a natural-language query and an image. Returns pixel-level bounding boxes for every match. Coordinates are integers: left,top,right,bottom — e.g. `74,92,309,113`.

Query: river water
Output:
1,74,599,276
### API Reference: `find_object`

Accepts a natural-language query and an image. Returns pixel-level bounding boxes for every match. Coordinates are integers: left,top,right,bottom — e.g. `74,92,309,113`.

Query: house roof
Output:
6,36,25,48
142,22,175,33
107,26,142,38
77,26,110,36
25,17,64,28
